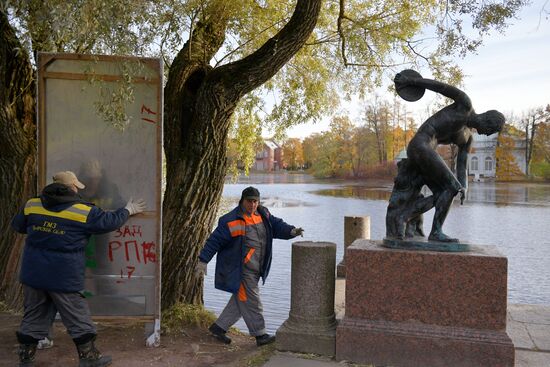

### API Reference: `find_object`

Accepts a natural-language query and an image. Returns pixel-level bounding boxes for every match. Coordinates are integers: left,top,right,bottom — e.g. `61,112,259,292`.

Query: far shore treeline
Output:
229,102,550,181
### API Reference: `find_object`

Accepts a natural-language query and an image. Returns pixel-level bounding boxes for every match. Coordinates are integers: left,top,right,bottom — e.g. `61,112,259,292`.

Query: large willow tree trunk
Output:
0,10,37,309
161,0,322,308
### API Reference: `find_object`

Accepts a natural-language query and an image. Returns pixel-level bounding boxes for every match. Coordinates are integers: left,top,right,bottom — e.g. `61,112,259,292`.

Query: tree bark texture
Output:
161,0,321,308
0,10,37,309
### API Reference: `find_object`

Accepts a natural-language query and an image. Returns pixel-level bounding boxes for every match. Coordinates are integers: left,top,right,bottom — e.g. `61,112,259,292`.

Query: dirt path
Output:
0,313,269,367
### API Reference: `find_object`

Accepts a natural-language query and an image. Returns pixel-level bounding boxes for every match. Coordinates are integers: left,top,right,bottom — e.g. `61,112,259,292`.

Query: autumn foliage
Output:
495,134,524,181
298,108,413,178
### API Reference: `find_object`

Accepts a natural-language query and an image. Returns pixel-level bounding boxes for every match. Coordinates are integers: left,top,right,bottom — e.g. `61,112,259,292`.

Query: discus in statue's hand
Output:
395,69,425,102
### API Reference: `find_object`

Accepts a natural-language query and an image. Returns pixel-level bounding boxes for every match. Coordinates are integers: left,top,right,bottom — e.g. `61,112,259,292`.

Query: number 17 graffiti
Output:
141,104,157,124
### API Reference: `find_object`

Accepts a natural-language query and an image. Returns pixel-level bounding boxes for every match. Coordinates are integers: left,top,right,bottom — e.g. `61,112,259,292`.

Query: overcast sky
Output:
285,0,550,138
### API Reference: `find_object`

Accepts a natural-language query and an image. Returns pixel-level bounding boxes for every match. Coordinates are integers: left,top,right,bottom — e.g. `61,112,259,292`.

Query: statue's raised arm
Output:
394,69,472,110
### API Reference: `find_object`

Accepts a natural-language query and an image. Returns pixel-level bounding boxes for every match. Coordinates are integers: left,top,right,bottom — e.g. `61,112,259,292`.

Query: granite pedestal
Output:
336,239,515,367
277,241,337,356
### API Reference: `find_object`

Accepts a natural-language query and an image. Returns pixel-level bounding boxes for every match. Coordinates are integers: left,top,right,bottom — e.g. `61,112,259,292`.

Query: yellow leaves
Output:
84,60,145,131
282,138,304,169
385,125,414,161
495,133,524,181
10,0,159,56
227,96,264,175
533,122,550,165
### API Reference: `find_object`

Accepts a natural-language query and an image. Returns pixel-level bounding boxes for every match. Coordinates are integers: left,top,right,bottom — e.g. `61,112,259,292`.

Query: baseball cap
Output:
52,171,85,189
241,186,260,201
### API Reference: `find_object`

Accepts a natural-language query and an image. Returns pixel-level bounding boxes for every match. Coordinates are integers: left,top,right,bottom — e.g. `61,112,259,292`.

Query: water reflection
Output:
222,195,316,208
313,181,550,207
315,186,391,201
262,197,317,208
468,182,550,206
227,172,325,184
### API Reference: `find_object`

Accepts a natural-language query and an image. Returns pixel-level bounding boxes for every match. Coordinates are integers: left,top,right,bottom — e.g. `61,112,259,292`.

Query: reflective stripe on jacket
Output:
12,186,129,292
199,205,295,294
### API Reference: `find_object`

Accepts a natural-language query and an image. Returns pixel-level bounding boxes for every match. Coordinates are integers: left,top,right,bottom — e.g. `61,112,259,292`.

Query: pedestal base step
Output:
336,317,514,367
277,320,336,357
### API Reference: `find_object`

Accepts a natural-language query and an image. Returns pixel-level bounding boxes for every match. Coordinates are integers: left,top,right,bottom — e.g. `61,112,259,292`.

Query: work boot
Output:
18,343,37,367
255,334,276,346
76,337,112,367
208,323,232,344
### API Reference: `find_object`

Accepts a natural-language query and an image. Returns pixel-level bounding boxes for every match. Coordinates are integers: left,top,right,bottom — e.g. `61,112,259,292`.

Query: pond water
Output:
203,173,550,334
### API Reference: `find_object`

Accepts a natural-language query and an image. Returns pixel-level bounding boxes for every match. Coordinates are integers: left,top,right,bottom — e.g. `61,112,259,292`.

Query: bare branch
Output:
344,61,407,68
337,0,348,66
406,40,430,64
305,32,339,46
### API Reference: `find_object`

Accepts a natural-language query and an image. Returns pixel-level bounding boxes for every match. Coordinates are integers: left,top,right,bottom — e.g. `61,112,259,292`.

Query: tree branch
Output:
305,32,339,46
215,17,287,67
217,0,322,99
337,0,348,66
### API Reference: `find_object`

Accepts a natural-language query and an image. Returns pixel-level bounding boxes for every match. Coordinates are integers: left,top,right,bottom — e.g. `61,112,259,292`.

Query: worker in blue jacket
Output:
196,186,304,347
11,170,146,367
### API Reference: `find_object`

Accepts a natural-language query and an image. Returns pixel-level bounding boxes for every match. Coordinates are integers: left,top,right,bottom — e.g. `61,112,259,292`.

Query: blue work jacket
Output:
199,205,295,294
11,183,129,292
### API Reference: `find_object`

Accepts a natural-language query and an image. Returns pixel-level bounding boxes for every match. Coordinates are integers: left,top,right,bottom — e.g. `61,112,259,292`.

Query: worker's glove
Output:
125,198,146,216
195,261,207,278
290,227,304,237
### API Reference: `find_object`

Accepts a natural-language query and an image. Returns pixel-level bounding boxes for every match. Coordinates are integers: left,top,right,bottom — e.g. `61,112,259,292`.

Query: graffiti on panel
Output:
107,224,157,283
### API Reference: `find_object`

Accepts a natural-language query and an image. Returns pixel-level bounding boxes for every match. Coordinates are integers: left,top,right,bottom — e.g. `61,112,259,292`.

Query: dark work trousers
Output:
44,302,57,339
216,212,267,336
215,262,266,336
18,285,96,340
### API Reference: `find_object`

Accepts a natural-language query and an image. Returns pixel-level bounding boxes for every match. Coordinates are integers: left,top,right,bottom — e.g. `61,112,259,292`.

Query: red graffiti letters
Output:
108,240,157,264
141,104,157,124
115,225,143,238
142,242,156,264
109,224,157,284
109,241,122,262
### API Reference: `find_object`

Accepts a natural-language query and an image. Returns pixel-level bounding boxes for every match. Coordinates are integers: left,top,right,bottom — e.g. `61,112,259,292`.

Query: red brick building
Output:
253,140,282,171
